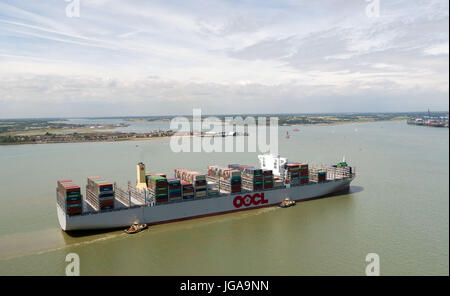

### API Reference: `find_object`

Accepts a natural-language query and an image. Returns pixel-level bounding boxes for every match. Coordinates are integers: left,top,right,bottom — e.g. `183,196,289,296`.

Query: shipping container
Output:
85,177,115,211
57,180,82,216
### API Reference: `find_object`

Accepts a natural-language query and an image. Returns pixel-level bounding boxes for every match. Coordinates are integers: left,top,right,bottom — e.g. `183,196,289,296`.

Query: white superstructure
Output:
258,154,288,177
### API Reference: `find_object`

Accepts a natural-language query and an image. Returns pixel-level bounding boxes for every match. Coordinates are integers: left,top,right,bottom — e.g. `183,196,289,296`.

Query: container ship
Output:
57,154,356,231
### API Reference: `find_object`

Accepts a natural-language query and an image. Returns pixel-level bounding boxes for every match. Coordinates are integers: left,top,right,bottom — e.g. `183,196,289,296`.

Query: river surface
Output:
0,120,448,275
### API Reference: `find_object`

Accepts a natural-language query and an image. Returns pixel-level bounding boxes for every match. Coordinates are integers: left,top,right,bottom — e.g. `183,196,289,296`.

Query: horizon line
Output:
1,110,449,121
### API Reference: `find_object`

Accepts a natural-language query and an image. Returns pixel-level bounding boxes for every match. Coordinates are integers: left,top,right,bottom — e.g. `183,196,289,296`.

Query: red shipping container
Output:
153,182,168,188
57,179,72,184
67,199,82,205
100,199,114,207
67,207,82,215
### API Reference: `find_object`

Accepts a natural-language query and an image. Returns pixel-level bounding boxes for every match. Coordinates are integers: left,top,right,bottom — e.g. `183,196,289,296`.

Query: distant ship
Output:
407,109,448,128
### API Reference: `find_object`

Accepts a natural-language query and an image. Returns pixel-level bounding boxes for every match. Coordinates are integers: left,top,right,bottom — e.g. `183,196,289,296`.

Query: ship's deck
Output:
61,174,355,218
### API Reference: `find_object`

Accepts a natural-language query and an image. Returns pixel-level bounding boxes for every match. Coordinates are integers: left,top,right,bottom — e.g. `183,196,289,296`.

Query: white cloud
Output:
424,43,450,55
0,0,448,117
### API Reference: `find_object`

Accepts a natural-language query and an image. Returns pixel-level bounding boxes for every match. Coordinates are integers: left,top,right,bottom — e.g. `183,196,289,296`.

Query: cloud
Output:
424,43,450,55
0,73,447,118
0,0,448,117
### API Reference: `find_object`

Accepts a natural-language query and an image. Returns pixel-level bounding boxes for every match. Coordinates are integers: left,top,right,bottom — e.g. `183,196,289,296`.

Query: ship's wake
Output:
0,229,126,261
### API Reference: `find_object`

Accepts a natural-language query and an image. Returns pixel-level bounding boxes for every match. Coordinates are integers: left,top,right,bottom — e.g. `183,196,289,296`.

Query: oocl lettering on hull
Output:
233,193,268,208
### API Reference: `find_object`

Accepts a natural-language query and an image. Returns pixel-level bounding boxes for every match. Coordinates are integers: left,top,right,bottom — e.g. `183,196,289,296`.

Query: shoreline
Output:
0,135,190,146
0,119,411,146
281,118,408,127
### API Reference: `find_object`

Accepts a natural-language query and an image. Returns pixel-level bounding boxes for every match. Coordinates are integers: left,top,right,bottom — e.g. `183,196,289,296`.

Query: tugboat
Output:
279,197,296,208
125,223,148,234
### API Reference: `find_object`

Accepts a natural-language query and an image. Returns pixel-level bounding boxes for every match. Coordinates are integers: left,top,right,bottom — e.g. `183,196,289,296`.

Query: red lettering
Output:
261,193,268,204
233,193,267,208
243,195,252,206
233,195,243,208
253,193,261,205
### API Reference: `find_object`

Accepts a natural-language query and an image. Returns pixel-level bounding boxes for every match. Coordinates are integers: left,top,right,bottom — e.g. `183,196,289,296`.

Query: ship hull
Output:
58,177,354,231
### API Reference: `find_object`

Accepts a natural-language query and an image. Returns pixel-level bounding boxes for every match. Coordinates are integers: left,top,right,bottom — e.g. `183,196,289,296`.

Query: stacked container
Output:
299,163,309,184
241,167,263,191
194,178,207,198
86,177,115,211
207,165,236,179
207,165,241,193
207,181,219,196
167,178,182,201
180,180,194,200
318,171,327,182
262,169,273,189
285,163,301,185
328,165,351,180
228,164,240,169
309,169,327,182
337,161,348,167
148,175,169,203
334,163,352,178
174,169,207,198
228,164,253,171
273,176,285,188
57,180,82,216
229,164,256,191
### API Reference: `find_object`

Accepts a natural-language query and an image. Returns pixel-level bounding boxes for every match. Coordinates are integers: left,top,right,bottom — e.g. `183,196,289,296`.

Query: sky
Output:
0,0,448,118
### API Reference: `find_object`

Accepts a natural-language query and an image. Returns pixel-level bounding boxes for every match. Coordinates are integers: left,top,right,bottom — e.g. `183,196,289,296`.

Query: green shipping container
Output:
155,193,169,198
149,176,167,183
66,196,82,202
66,192,82,198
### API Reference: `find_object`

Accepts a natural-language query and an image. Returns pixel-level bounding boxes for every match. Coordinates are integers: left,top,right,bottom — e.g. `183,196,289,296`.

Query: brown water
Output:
0,120,448,275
